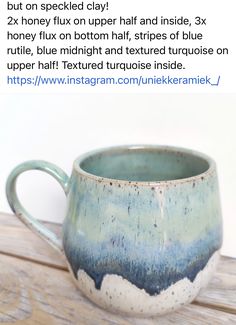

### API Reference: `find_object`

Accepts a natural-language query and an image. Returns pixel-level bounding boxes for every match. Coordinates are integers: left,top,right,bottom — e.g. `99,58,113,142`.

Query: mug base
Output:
69,250,220,317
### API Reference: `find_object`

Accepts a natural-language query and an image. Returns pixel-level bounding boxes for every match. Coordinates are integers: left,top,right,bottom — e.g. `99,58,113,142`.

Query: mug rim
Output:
73,145,216,186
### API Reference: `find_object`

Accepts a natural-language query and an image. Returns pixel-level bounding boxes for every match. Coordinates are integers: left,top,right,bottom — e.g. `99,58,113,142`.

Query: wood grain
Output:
194,269,236,314
0,254,236,325
0,213,66,270
0,212,235,324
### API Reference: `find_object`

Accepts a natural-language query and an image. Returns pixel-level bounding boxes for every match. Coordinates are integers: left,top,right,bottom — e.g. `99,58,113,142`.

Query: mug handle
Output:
6,160,70,253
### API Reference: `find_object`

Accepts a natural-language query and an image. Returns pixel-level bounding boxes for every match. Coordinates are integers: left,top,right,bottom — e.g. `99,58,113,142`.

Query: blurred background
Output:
0,93,235,257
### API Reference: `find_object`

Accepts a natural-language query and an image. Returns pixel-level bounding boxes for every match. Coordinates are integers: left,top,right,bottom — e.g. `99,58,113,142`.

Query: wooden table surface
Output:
0,212,235,324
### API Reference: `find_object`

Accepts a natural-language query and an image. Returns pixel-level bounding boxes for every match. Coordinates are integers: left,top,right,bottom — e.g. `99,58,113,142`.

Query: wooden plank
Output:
194,256,236,314
216,256,236,275
0,213,66,270
0,253,236,325
0,213,236,319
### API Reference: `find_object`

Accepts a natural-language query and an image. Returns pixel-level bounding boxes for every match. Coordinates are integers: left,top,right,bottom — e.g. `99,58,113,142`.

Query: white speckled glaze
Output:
73,250,220,317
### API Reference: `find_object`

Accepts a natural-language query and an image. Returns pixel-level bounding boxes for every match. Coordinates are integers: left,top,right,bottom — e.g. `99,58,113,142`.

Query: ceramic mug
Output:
6,145,223,317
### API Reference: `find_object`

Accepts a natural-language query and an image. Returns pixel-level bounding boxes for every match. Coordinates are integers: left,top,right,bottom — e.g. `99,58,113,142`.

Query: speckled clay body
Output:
6,145,223,317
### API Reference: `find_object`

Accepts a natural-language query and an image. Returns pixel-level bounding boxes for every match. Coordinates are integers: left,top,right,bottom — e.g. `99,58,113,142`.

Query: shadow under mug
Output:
6,145,223,317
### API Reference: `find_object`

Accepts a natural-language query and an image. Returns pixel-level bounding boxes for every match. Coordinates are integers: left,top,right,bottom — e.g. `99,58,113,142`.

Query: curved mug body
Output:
6,145,223,317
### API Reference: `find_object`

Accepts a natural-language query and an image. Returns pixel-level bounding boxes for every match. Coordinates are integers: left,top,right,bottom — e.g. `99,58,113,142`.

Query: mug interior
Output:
78,147,210,182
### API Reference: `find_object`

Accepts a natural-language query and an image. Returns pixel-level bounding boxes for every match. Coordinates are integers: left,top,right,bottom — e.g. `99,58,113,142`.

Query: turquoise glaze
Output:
6,145,223,316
